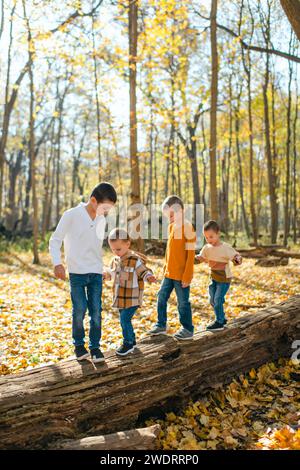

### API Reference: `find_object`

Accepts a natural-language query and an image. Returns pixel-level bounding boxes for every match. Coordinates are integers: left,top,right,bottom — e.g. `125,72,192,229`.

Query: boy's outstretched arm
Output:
136,259,157,283
49,211,72,280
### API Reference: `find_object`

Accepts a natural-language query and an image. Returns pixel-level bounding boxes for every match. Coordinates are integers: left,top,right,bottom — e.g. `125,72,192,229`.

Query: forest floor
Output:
0,249,299,449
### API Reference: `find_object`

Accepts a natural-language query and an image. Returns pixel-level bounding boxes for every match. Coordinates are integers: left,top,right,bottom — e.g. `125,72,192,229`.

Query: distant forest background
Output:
0,0,300,262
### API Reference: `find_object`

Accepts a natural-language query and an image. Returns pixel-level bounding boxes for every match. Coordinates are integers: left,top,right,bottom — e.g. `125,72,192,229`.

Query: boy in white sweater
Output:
196,220,242,331
49,182,117,363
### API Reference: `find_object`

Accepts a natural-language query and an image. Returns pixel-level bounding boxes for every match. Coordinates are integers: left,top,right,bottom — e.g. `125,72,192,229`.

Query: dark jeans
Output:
156,277,194,333
208,279,230,324
69,273,102,350
119,306,138,345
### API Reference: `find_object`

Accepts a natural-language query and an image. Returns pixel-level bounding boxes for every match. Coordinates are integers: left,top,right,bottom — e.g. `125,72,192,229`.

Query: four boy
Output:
49,183,242,360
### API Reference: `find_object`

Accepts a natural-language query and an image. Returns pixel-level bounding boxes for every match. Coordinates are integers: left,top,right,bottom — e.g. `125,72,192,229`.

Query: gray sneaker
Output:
173,328,194,340
147,326,167,336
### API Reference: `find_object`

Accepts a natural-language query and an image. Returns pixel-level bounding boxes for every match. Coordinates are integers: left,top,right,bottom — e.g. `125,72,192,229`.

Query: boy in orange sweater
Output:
148,195,196,340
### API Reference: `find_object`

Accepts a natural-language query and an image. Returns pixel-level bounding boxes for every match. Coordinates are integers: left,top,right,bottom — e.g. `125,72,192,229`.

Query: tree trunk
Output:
0,295,299,449
188,126,201,219
209,0,218,220
23,0,39,264
262,50,278,242
92,11,102,177
284,35,294,246
235,87,250,239
259,1,279,244
55,425,160,450
0,5,28,220
240,0,258,245
200,116,207,220
280,0,300,40
219,74,232,234
292,77,298,243
128,0,143,251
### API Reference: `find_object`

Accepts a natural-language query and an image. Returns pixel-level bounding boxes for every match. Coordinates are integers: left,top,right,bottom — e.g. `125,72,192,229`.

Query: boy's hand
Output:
195,254,205,264
233,254,242,265
181,282,190,288
103,271,112,281
54,264,66,280
146,274,157,283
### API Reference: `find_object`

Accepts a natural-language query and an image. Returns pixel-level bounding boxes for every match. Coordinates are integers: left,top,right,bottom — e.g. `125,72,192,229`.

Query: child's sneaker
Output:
173,328,193,340
75,345,89,361
147,326,167,336
206,321,226,331
116,343,135,356
90,348,105,363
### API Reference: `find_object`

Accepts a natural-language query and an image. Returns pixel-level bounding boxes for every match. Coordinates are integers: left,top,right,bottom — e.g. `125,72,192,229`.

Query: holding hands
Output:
146,273,157,283
102,270,112,281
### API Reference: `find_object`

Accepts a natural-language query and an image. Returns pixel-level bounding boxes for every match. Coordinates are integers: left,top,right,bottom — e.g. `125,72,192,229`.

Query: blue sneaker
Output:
90,348,105,363
206,321,225,331
75,345,89,361
116,343,135,356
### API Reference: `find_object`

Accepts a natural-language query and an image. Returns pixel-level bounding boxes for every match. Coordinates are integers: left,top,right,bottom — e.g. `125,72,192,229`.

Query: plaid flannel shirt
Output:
110,251,152,309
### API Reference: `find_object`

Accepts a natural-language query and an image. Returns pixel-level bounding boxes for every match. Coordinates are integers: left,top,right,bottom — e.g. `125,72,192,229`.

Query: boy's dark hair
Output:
162,195,184,211
203,220,220,233
90,182,117,203
108,228,130,242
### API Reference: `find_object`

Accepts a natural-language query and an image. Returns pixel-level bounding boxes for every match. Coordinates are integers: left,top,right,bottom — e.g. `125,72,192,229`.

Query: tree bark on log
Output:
0,295,299,449
53,425,161,450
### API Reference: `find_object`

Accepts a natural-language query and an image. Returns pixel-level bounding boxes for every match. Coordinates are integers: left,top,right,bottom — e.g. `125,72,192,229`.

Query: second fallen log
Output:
54,424,161,450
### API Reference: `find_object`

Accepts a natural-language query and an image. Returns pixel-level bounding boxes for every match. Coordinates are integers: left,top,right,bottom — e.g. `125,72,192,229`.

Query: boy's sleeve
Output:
182,223,196,284
199,245,208,260
135,258,153,281
226,244,239,260
49,210,72,266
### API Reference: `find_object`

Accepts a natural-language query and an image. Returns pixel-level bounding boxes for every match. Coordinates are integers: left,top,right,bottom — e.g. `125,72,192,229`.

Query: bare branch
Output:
194,11,300,64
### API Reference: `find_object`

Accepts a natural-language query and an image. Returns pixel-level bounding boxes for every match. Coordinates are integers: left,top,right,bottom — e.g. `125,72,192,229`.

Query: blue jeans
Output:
156,277,194,333
69,273,102,350
119,306,138,345
208,280,230,324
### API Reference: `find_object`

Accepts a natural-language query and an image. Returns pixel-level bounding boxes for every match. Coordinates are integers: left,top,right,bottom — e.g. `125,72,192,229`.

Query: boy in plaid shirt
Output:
104,228,156,356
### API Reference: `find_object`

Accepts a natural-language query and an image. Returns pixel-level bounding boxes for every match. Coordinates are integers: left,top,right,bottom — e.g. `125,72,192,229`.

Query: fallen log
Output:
255,257,289,267
0,295,299,450
249,244,287,249
237,246,300,259
53,424,161,450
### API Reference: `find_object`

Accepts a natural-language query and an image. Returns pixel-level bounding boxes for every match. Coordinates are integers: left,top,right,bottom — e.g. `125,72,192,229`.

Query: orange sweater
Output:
163,221,196,284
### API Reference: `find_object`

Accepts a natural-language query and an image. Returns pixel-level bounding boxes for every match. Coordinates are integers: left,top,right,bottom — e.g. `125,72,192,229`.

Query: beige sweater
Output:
199,242,239,279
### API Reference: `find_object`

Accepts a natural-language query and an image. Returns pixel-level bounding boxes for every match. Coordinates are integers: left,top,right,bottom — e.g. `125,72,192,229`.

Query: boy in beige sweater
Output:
196,220,242,331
